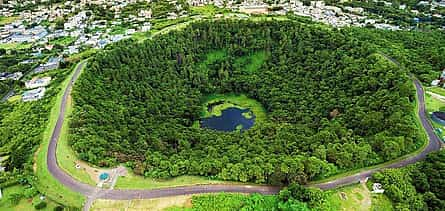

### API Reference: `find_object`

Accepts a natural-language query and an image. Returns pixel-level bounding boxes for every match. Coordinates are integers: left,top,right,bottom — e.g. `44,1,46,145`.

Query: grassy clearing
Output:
7,95,20,103
423,92,445,137
0,185,59,211
200,49,227,65
67,48,97,62
91,195,194,211
326,183,393,211
34,62,86,208
49,36,76,46
427,86,445,97
0,43,32,50
371,194,393,211
201,94,267,123
115,173,232,190
326,184,371,211
0,16,18,25
234,51,268,72
424,92,445,112
190,5,228,16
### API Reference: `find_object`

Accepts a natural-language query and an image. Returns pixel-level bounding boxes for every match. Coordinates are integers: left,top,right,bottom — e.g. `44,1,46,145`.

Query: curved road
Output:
47,61,443,209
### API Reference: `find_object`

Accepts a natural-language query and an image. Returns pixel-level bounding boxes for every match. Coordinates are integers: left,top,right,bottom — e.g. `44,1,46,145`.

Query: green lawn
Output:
34,62,86,208
423,92,445,136
234,51,268,72
49,36,76,46
427,86,445,97
0,16,18,25
190,5,228,16
326,183,393,211
0,185,59,211
7,95,20,103
115,173,234,190
371,194,393,211
0,43,32,50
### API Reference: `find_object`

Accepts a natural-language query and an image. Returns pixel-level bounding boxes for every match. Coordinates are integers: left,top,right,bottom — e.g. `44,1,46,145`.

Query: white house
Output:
22,87,46,102
372,183,385,194
25,77,51,89
432,79,441,86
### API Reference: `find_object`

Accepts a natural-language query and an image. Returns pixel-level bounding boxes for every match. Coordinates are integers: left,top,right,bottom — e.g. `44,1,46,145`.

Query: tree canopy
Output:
70,20,422,185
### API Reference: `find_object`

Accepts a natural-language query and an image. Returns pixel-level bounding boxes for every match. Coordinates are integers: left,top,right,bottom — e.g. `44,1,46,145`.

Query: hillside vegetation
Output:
71,20,421,185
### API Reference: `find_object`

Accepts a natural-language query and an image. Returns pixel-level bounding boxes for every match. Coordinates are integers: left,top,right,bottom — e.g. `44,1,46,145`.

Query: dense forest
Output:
69,20,425,185
373,150,445,210
178,184,329,211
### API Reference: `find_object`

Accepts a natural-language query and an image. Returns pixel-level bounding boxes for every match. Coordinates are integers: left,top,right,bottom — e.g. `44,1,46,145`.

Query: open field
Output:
49,36,76,46
234,51,268,73
0,16,18,25
0,43,32,50
91,195,194,211
326,183,393,211
427,86,445,97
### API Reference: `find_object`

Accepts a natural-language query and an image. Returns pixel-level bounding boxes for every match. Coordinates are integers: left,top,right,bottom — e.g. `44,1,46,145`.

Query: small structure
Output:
22,87,46,102
33,57,62,74
372,183,385,194
432,79,440,86
0,72,23,81
0,156,6,172
99,172,110,181
25,77,51,89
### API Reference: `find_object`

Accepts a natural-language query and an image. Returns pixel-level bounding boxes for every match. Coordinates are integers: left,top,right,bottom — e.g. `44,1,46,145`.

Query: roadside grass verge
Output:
91,195,195,210
115,173,234,190
34,62,86,208
55,82,96,186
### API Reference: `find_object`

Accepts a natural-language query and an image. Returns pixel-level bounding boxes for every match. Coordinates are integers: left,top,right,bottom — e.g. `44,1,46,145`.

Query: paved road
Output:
47,60,443,209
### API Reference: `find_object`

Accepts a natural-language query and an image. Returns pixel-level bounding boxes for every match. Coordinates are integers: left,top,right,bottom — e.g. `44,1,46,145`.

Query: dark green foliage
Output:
70,20,422,185
188,185,326,210
34,201,47,210
373,150,445,211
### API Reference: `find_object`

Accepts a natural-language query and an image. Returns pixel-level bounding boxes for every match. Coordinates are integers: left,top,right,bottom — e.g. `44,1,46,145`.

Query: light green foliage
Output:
234,51,268,73
201,94,267,123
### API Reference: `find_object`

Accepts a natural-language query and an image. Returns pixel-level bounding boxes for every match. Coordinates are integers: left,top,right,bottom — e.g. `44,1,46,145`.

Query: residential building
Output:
22,87,46,102
25,77,51,89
